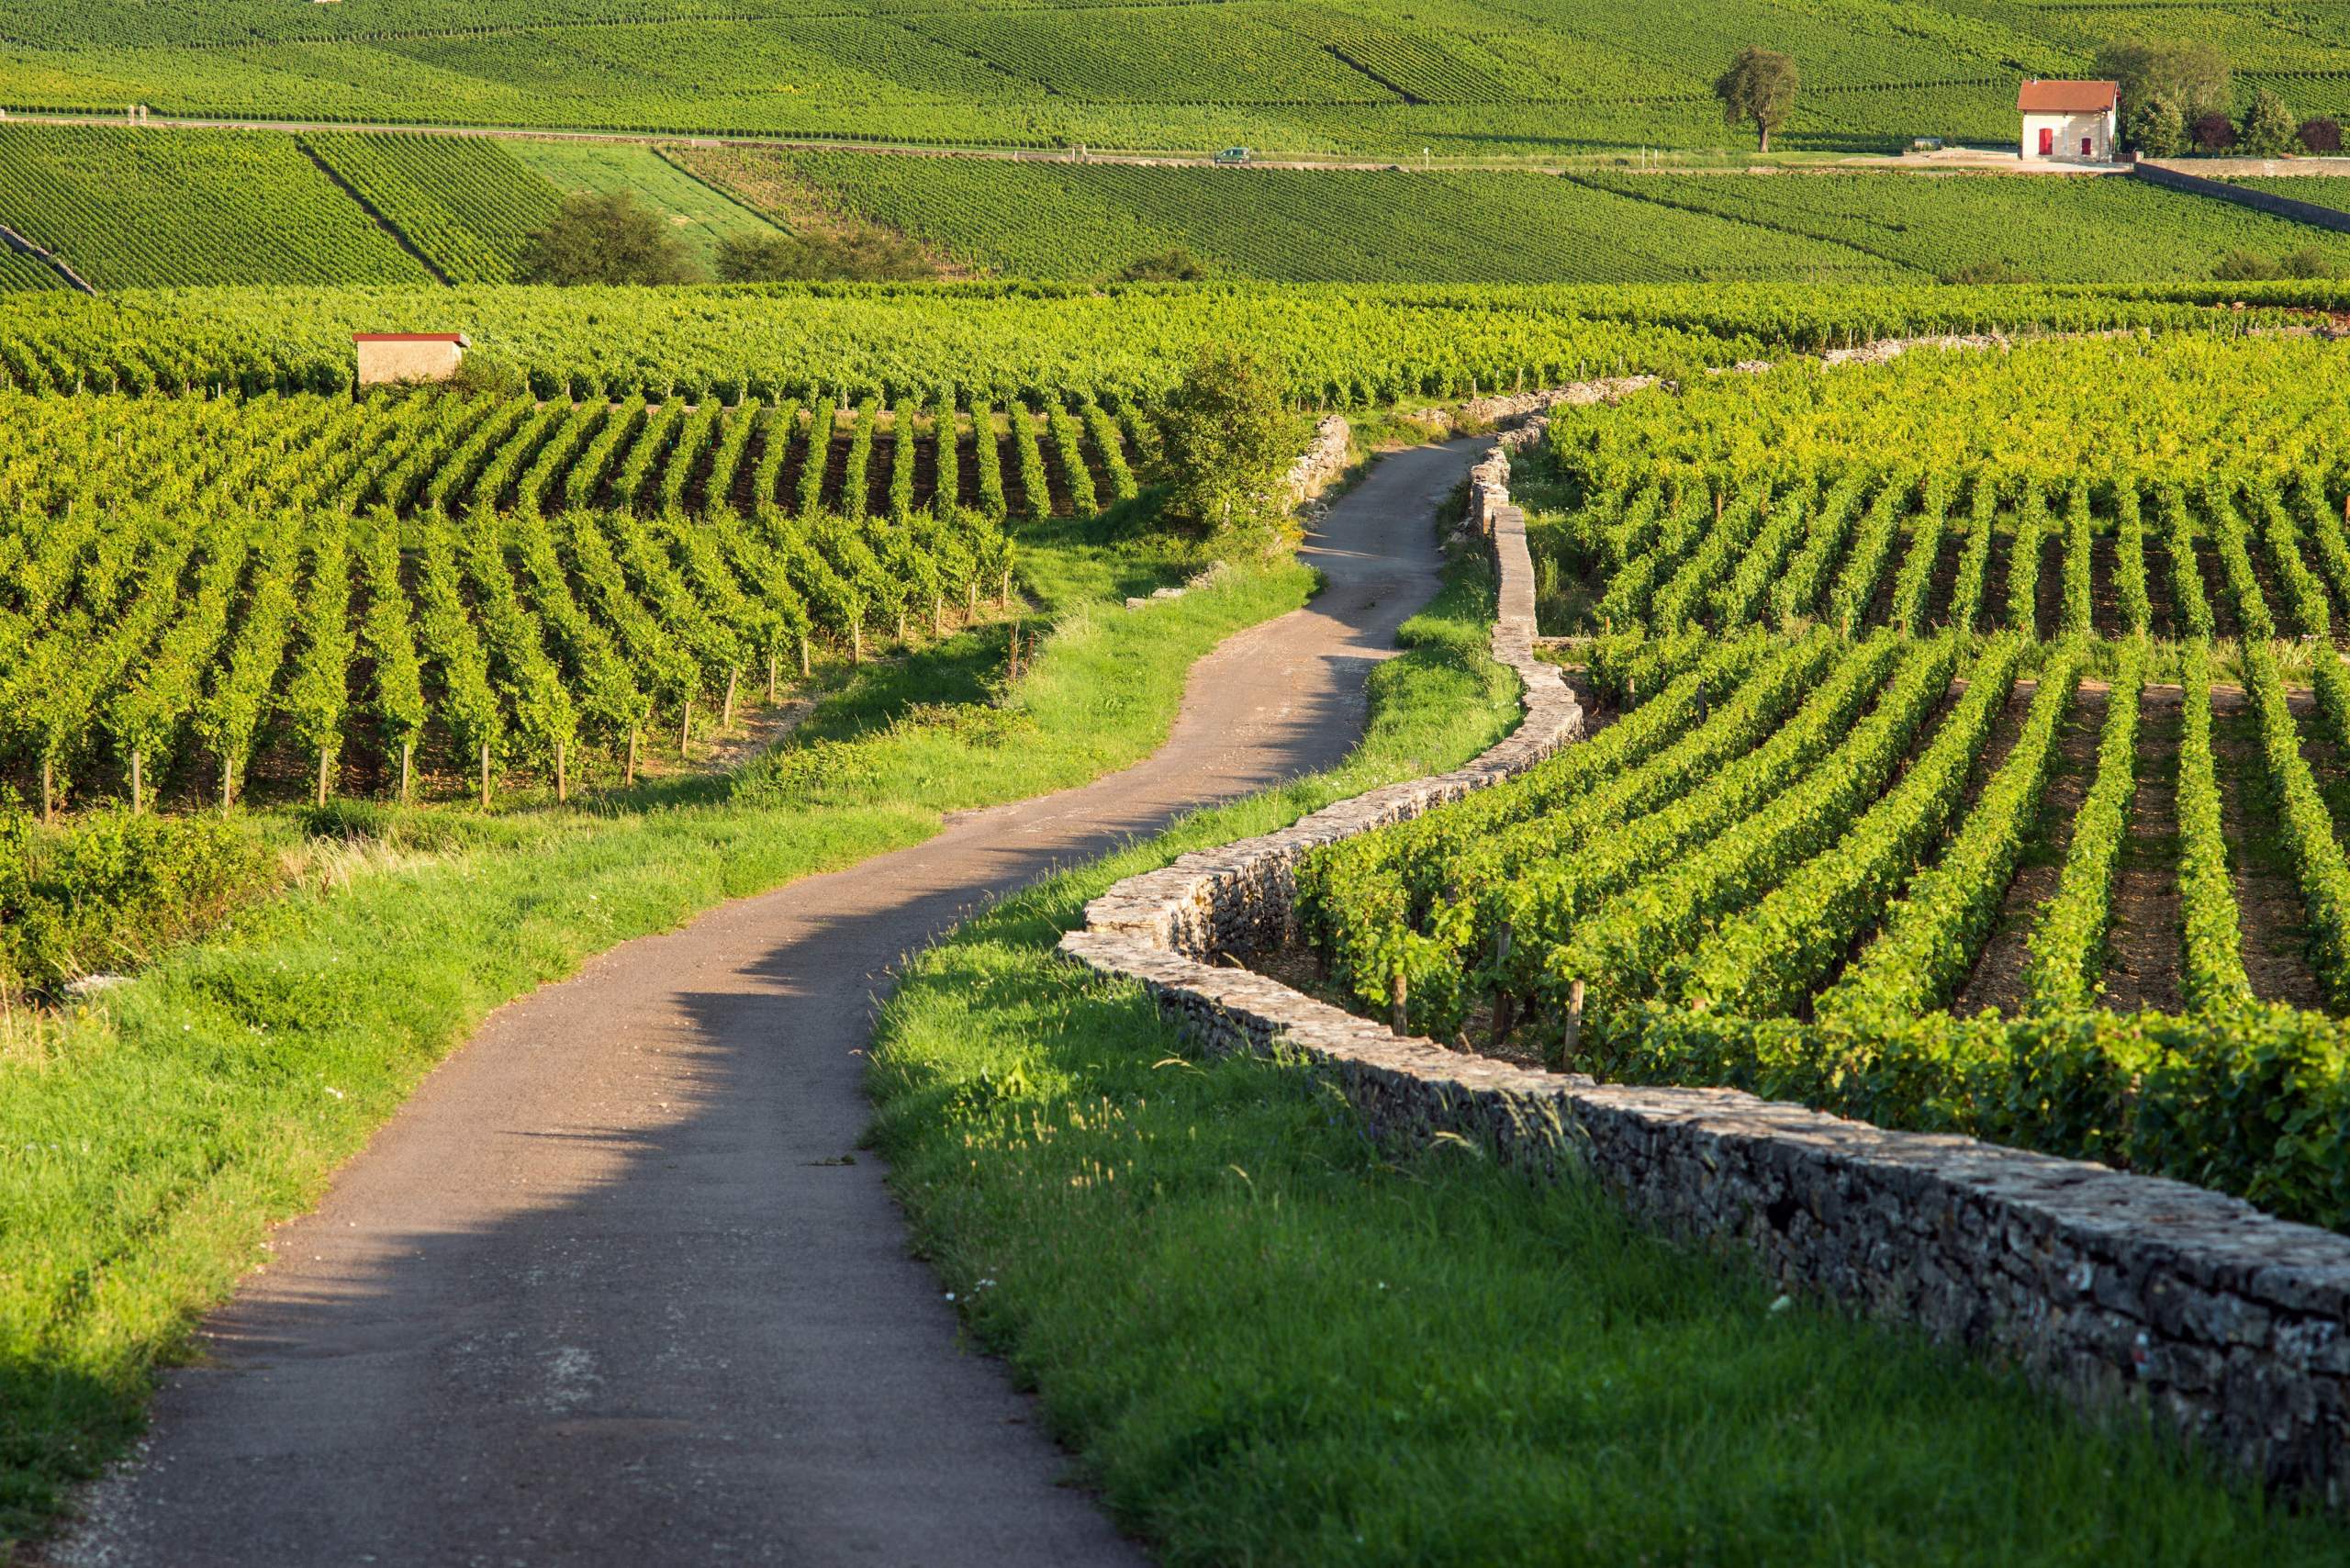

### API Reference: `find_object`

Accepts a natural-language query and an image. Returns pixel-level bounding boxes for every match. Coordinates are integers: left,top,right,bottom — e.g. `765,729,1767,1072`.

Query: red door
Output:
2082,135,2093,156
2038,127,2053,156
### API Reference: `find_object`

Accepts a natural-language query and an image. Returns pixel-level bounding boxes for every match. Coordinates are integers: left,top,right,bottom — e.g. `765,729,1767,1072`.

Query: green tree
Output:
1713,48,1799,153
2240,88,2300,157
715,226,936,283
2095,39,2230,123
2124,93,2188,157
1157,345,1303,543
517,192,703,286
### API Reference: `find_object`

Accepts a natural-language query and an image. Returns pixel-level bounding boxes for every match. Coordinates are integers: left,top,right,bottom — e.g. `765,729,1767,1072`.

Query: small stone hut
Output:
2018,79,2119,162
352,332,469,389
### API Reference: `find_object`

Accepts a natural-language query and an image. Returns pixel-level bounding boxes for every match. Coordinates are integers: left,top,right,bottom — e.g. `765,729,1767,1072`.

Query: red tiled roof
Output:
2018,79,2118,114
352,332,470,344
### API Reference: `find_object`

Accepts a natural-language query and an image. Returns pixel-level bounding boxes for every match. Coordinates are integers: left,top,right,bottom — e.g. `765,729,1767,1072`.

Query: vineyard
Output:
1567,170,2350,283
0,124,431,290
1293,334,2350,1233
3,275,2341,409
6,0,2348,153
300,131,566,285
0,388,1147,814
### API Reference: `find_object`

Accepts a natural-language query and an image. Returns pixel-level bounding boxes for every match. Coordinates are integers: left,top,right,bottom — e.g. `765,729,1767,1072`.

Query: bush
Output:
1155,344,1304,545
715,227,938,283
2300,117,2343,153
2123,94,2188,158
2239,89,2300,157
517,192,704,286
2191,111,2237,153
2213,247,2338,282
0,807,269,998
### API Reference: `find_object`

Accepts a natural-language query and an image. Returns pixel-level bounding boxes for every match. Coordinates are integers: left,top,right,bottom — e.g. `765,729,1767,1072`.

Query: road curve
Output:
52,442,1472,1568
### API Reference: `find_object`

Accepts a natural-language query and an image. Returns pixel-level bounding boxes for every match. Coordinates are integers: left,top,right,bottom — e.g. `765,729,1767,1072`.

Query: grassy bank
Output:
867,562,2350,1564
0,517,1312,1545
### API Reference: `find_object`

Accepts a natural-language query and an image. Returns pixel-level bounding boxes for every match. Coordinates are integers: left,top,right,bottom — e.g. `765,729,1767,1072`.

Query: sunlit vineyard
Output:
0,124,431,290
6,0,2348,154
300,131,565,286
1294,334,2350,1232
0,387,1142,813
0,277,2328,407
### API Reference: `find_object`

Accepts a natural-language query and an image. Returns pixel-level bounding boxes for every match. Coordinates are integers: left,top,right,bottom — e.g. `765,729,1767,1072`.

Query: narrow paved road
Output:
54,442,1472,1567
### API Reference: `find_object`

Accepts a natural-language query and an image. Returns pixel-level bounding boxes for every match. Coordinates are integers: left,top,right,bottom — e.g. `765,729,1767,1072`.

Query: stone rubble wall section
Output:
1284,414,1352,507
1058,399,2350,1507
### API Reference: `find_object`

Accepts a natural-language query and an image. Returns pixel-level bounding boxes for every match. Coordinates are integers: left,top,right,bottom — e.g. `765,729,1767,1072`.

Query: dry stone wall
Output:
1059,410,2350,1508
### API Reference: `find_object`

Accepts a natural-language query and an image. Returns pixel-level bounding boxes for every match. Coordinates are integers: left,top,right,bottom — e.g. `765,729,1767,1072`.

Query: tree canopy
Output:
1713,48,1799,153
1156,344,1303,544
516,192,702,286
714,226,938,283
2095,39,2231,124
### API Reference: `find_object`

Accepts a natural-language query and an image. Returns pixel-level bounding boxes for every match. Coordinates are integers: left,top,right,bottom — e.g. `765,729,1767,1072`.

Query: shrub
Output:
2124,94,2188,158
2097,38,2232,124
2300,117,2343,153
517,192,703,286
0,807,268,998
2191,112,2237,153
2213,248,2285,281
2239,89,2300,158
1156,344,1304,545
716,227,937,283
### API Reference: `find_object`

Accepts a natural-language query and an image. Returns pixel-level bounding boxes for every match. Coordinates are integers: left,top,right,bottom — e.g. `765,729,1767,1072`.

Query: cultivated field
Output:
7,0,2350,153
1296,334,2350,1233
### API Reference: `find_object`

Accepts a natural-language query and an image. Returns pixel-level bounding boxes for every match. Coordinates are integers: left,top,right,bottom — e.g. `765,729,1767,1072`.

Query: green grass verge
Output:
0,522,1310,1546
502,139,783,272
867,556,2350,1565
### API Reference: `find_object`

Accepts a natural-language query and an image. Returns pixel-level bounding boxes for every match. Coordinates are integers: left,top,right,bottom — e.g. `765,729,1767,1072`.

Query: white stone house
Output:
2018,79,2118,162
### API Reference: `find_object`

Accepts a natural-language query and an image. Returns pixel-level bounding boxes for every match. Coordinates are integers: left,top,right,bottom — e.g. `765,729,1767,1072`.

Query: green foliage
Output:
0,805,265,997
1117,248,1211,282
2124,94,2189,158
2096,37,2232,124
714,227,938,283
2241,88,2302,158
300,131,564,284
1713,47,1799,151
1155,345,1302,542
516,191,703,286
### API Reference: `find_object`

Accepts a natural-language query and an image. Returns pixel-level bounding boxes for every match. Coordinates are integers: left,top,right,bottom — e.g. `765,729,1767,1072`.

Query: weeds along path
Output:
51,443,1470,1568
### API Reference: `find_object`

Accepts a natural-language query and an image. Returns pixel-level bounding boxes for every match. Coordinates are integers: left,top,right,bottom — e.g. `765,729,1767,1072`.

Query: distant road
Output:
0,106,2140,175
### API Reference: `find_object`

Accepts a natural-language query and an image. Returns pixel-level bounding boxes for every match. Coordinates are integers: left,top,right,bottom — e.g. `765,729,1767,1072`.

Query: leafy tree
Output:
2123,94,2188,158
2191,112,2237,153
2239,89,2300,157
2095,39,2231,123
517,192,703,286
1119,248,1212,282
715,226,937,283
1713,48,1799,153
1156,345,1304,543
2213,247,2335,282
2300,118,2344,153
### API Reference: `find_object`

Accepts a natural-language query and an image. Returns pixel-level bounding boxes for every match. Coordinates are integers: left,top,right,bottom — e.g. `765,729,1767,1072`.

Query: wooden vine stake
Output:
767,650,778,703
799,636,811,678
554,740,567,805
219,756,233,814
625,727,638,787
1560,980,1586,1069
129,749,143,813
722,670,737,731
478,743,491,811
1488,923,1514,1053
896,608,908,644
316,749,330,809
678,700,693,758
851,623,863,665
1388,969,1409,1036
932,596,945,636
399,742,413,805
